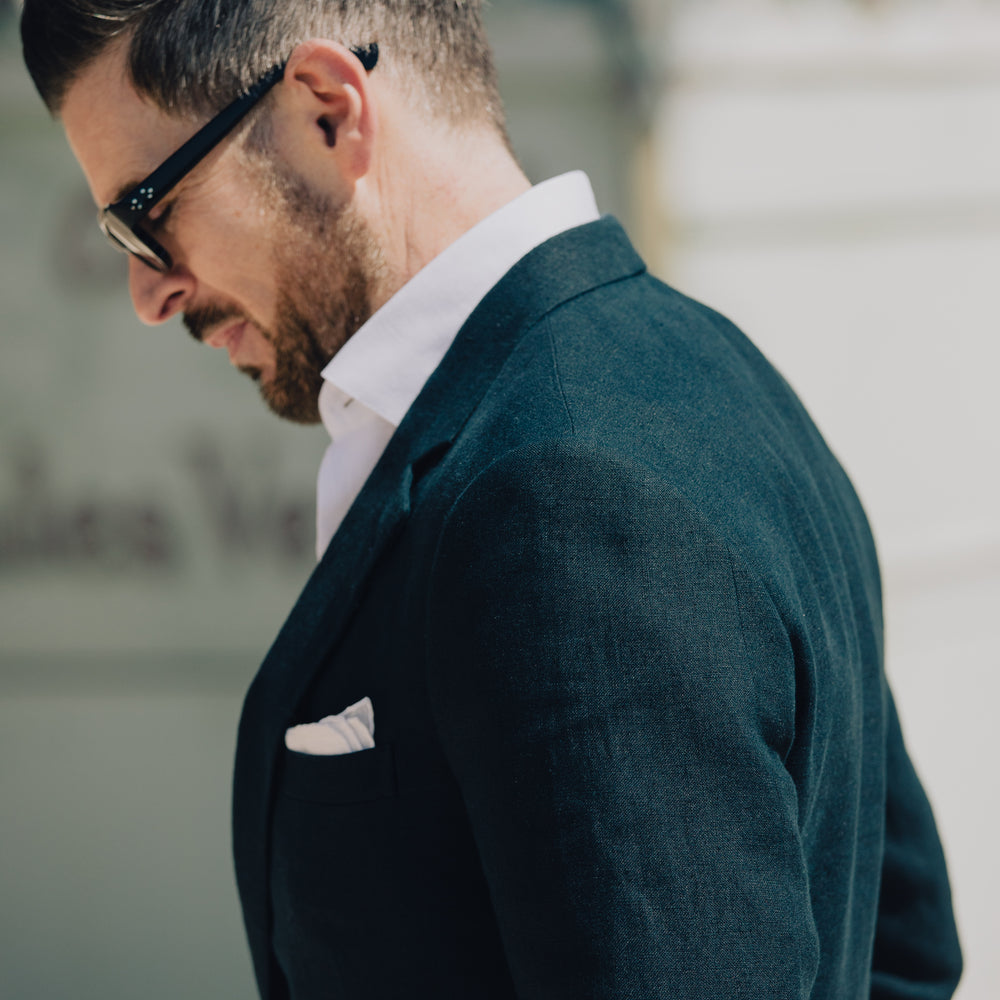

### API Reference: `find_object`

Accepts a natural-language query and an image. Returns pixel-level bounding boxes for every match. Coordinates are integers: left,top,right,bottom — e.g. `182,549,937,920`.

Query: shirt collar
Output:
318,171,599,438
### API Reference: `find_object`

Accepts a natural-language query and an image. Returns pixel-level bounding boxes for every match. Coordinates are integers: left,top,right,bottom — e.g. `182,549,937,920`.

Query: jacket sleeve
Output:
870,689,963,999
424,439,820,997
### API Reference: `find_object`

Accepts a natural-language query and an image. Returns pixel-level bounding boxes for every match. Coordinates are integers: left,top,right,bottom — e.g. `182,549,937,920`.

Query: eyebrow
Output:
110,178,143,206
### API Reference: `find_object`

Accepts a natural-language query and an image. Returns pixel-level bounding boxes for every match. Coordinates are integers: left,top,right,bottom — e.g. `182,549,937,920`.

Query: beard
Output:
260,196,383,424
184,165,387,425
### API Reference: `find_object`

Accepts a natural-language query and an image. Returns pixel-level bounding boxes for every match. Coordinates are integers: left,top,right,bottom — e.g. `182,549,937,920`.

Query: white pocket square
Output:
284,697,375,755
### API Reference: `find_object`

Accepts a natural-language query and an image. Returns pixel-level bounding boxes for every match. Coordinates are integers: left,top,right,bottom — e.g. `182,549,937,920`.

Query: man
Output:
21,1,962,998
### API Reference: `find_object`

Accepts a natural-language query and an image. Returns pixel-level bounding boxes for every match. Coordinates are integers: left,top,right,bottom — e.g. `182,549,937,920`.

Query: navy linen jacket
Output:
232,219,962,999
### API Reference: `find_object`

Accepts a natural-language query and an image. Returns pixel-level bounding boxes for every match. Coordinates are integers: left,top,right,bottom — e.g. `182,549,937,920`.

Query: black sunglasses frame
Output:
99,43,379,272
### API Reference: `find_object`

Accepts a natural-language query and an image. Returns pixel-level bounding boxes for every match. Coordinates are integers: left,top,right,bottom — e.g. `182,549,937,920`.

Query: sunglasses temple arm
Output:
131,63,287,211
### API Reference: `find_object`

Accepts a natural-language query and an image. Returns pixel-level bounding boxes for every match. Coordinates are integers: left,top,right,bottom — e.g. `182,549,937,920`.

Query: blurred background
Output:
1,0,997,996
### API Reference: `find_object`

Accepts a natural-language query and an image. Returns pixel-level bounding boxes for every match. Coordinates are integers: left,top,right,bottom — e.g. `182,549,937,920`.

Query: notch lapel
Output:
232,414,420,997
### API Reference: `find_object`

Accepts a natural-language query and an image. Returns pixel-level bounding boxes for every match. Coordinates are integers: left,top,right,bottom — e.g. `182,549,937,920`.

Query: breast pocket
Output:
280,743,396,805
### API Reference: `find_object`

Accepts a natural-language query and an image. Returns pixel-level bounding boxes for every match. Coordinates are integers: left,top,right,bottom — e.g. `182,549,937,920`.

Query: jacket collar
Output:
232,216,645,997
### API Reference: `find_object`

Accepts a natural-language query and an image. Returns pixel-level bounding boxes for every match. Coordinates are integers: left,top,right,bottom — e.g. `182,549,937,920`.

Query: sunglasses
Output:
98,43,380,272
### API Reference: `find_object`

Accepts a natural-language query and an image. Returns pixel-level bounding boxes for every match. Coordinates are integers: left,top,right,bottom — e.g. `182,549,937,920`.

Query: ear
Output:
270,39,378,188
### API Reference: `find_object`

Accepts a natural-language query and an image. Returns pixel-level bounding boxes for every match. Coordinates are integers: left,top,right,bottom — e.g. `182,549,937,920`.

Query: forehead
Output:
61,41,200,207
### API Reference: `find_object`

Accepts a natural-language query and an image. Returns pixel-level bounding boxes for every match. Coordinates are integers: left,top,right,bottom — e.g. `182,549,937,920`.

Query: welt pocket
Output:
280,743,396,805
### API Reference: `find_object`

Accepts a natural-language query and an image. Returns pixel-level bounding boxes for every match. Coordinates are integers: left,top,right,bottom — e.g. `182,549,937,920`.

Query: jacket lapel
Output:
232,217,645,997
232,416,417,997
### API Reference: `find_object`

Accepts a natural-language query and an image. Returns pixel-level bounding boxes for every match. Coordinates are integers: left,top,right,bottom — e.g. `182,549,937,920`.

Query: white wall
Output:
651,2,1000,996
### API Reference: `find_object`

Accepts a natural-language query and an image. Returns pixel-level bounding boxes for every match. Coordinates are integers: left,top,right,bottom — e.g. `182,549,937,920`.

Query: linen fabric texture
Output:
232,219,962,999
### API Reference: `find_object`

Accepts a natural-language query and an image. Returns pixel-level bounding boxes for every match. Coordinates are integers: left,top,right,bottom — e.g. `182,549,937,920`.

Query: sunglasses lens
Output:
99,211,170,272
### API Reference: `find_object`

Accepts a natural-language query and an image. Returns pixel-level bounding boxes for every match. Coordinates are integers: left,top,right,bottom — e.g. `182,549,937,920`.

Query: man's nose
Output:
127,255,195,325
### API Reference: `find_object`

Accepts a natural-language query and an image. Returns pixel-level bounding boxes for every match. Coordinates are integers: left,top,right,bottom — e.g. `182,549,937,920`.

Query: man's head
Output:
21,0,519,424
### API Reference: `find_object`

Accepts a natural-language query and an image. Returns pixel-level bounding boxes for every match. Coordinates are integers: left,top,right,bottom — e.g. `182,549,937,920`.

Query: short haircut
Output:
21,0,507,135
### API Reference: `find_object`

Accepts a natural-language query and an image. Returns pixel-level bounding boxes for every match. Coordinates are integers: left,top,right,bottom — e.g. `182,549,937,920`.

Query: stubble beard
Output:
255,183,385,425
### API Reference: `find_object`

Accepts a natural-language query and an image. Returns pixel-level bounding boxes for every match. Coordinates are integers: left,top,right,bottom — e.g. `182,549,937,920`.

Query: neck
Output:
360,112,531,311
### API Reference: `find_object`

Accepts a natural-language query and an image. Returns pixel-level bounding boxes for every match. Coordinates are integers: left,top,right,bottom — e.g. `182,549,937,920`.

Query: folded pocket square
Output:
284,697,375,755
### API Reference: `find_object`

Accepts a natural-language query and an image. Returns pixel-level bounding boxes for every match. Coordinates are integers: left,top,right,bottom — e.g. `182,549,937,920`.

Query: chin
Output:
259,383,323,425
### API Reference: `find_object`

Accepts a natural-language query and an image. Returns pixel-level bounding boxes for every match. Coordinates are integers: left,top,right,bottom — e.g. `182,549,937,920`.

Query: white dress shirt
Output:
315,171,601,558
